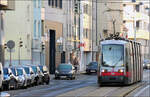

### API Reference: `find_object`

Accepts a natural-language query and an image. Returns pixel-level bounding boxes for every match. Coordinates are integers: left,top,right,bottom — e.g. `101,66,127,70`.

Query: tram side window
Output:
126,47,129,71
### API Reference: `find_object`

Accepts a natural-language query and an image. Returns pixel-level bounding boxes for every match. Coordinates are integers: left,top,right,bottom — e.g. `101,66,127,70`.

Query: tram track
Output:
104,81,146,97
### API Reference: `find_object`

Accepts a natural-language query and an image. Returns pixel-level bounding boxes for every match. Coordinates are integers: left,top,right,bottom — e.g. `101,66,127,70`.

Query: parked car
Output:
2,67,18,90
38,65,50,85
0,63,3,90
23,65,36,86
10,67,18,89
86,62,98,74
55,63,76,80
16,67,28,88
31,65,43,85
143,59,150,69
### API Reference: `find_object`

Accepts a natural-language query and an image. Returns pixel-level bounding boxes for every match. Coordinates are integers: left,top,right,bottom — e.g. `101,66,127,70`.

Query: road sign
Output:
7,40,15,49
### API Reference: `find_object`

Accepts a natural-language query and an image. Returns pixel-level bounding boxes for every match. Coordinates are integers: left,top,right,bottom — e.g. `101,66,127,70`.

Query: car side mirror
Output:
43,71,47,73
30,72,34,74
9,72,12,76
0,71,1,75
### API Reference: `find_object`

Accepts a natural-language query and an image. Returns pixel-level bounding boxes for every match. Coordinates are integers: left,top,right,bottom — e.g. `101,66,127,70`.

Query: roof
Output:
101,40,128,45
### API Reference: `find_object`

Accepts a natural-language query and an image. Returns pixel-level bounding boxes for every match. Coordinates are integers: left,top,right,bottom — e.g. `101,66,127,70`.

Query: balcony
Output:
0,0,15,10
0,0,8,6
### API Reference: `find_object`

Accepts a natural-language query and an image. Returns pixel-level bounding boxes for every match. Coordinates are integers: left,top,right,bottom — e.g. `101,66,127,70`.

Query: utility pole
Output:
0,11,5,65
112,19,116,35
79,0,84,72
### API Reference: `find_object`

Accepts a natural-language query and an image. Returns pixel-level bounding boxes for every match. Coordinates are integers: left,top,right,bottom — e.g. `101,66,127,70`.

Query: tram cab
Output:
97,35,142,86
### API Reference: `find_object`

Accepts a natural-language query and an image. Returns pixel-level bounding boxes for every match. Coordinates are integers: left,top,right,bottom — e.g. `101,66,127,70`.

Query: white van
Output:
0,62,3,90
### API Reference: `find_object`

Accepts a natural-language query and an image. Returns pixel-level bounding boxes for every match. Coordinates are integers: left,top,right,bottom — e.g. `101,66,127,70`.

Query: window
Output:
48,0,62,9
59,0,62,9
102,45,124,67
34,0,36,8
38,21,41,37
135,5,140,12
34,20,37,37
55,0,58,7
84,4,88,14
132,0,136,2
136,21,140,29
38,0,40,8
52,0,54,7
48,0,51,6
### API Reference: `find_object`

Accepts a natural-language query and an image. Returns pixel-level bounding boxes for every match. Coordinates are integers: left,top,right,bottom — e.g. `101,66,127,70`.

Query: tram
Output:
97,34,143,86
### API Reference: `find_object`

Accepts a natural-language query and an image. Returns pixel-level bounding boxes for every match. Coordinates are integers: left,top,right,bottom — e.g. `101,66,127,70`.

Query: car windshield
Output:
88,62,97,66
102,44,124,67
39,66,43,72
58,64,72,70
17,69,23,76
3,68,8,75
24,67,30,74
11,68,16,76
31,66,37,74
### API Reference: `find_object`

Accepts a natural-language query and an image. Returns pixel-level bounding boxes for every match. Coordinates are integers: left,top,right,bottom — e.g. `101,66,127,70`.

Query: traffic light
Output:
4,43,7,49
19,40,23,47
41,42,45,50
74,3,78,13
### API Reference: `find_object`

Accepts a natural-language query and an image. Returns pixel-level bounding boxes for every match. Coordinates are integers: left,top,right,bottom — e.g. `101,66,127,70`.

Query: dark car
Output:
2,67,18,90
86,62,98,74
31,65,43,85
39,65,50,85
55,64,76,80
143,59,150,69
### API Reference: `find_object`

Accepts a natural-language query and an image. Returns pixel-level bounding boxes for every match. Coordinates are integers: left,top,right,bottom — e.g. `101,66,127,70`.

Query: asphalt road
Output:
3,69,150,97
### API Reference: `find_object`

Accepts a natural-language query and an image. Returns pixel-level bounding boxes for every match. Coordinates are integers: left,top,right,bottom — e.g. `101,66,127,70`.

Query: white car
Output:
0,63,3,90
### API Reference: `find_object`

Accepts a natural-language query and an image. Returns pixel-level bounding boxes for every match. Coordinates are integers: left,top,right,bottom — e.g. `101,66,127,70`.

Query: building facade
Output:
32,0,42,65
0,0,15,65
97,0,150,60
43,0,94,73
4,1,34,66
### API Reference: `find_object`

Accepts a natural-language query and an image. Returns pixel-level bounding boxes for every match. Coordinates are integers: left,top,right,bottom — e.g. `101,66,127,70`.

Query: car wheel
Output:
14,81,18,90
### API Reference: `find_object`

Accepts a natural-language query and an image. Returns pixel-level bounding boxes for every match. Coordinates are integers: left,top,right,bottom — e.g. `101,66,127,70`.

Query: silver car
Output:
31,65,44,85
23,65,36,86
16,67,28,88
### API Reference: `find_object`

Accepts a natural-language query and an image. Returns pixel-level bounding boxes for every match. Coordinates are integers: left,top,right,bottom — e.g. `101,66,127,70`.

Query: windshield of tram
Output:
102,44,124,67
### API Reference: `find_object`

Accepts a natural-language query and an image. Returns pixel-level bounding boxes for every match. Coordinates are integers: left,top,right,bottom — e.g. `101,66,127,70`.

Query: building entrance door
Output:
49,30,56,74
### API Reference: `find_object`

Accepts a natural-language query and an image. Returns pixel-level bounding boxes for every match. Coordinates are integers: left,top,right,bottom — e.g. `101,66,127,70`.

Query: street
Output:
4,70,150,97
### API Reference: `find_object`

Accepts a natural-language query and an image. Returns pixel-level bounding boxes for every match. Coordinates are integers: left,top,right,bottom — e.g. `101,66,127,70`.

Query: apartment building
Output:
3,1,40,66
43,0,94,73
98,0,150,59
0,0,15,65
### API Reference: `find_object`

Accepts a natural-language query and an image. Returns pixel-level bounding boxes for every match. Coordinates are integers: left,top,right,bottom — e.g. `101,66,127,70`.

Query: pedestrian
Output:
73,57,79,72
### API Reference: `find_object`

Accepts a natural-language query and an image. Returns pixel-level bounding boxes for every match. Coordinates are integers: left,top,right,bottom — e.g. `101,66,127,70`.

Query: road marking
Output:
134,85,150,97
57,85,98,96
16,81,81,96
43,82,95,97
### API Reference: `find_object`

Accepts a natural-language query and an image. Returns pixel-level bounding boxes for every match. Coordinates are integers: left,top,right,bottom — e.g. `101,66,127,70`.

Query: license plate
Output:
91,70,95,72
61,76,66,78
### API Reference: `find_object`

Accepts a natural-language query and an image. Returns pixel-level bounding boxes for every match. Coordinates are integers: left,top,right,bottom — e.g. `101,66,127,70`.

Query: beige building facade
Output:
97,0,150,59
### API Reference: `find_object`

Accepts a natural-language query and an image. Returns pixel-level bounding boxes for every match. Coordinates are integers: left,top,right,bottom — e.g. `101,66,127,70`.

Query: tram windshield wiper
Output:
112,56,123,68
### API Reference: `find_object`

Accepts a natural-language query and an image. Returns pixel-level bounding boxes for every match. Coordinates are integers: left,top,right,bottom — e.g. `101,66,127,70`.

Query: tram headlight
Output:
101,69,107,73
118,69,124,73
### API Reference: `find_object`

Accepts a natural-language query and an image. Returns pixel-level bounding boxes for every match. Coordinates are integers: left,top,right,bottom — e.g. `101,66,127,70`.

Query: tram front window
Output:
102,44,124,67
